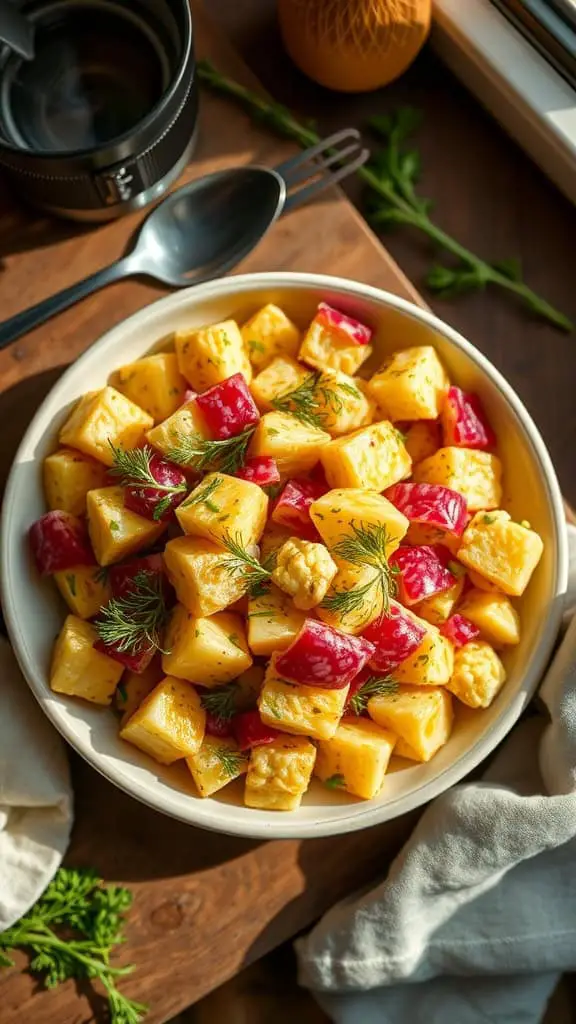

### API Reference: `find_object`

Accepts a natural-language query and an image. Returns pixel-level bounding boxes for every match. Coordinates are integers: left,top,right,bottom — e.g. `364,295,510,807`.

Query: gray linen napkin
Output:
297,526,576,1024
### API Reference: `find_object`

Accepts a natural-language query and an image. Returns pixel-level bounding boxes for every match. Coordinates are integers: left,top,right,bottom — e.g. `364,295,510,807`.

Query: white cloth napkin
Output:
297,525,576,1024
0,639,73,931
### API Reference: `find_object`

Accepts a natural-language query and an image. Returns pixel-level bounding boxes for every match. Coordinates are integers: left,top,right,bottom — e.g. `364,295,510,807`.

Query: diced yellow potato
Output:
241,303,301,370
298,317,372,376
271,537,337,610
405,522,463,556
146,398,209,460
175,319,252,390
317,559,384,635
110,353,187,424
414,577,464,626
258,656,349,741
315,717,397,799
393,620,454,686
245,735,317,811
310,487,409,555
258,522,295,563
54,565,111,620
413,448,502,512
115,660,163,724
50,615,123,705
59,387,153,466
187,735,248,796
248,411,330,477
163,535,245,616
446,641,506,709
250,356,308,412
403,420,441,464
369,684,454,762
86,486,166,566
176,472,268,549
367,346,449,421
43,448,108,516
457,511,544,597
466,568,501,593
162,604,252,687
321,421,412,491
120,677,205,764
247,584,306,656
312,370,375,437
458,589,520,646
235,665,266,708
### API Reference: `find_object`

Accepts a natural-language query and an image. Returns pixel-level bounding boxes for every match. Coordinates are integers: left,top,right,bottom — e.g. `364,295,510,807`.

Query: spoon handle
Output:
0,256,141,351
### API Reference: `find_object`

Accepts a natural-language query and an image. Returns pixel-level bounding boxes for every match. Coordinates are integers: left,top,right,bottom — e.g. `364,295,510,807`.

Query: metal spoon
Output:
0,128,368,349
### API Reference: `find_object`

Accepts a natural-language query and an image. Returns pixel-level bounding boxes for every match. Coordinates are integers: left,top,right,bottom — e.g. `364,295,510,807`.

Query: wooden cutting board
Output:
0,4,570,1024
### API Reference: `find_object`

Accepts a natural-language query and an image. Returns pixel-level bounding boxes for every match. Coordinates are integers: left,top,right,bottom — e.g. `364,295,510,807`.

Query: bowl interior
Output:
1,274,567,838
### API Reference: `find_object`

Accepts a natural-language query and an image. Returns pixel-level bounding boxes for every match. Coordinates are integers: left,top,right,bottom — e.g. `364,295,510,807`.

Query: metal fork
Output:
0,129,369,349
275,127,369,211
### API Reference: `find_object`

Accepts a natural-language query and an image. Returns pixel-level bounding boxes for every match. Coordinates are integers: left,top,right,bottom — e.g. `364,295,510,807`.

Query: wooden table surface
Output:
1,3,575,1023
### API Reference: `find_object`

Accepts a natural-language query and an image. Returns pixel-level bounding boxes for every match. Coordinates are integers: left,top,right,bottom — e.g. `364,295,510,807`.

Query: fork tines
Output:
274,128,369,213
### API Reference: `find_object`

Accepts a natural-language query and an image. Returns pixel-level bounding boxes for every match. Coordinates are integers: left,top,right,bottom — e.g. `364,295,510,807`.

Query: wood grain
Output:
0,3,573,1023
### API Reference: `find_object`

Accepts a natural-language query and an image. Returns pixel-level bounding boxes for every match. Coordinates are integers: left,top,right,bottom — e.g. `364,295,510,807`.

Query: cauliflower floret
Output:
271,538,337,610
446,640,506,709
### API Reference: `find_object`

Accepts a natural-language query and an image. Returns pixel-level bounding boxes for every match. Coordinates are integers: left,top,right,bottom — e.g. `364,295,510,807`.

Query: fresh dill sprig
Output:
322,522,399,622
94,570,168,654
271,371,361,429
165,427,256,474
219,532,273,596
200,683,238,723
108,443,187,521
214,746,248,778
181,476,223,513
348,675,398,715
197,60,572,333
0,867,147,1024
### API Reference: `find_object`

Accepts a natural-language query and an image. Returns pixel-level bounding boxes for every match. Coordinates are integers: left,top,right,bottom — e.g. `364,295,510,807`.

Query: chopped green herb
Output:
214,747,248,778
182,476,223,513
109,520,120,533
65,573,77,597
117,682,128,704
248,340,266,355
228,633,244,650
324,773,346,790
348,675,398,715
483,514,496,525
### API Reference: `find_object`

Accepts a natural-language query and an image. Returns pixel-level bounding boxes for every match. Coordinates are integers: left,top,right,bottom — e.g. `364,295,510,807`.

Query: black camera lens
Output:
0,0,197,220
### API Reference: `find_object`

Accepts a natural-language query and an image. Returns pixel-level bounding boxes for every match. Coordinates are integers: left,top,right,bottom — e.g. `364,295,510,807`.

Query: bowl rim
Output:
1,271,569,839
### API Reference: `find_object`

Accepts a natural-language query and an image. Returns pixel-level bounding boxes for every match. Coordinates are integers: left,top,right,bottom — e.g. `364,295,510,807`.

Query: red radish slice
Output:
205,712,234,738
362,602,427,672
123,452,187,521
93,639,155,673
275,619,374,689
389,545,456,605
440,614,480,647
272,477,327,538
236,457,280,486
108,554,168,600
233,710,280,750
441,387,496,451
29,510,95,575
385,482,468,536
316,302,372,345
195,373,260,440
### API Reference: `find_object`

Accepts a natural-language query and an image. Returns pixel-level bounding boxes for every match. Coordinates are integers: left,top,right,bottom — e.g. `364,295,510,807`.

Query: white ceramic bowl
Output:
1,273,568,839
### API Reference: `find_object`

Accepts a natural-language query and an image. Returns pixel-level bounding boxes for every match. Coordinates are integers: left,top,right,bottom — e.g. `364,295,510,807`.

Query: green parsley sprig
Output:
0,867,147,1024
197,60,572,333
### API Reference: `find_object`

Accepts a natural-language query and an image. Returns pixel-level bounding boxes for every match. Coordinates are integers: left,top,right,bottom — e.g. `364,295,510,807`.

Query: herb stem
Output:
197,60,572,333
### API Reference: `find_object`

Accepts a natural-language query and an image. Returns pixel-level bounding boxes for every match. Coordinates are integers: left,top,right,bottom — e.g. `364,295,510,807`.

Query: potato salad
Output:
30,300,544,811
